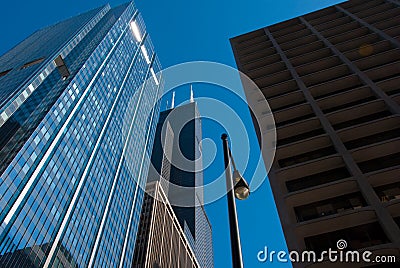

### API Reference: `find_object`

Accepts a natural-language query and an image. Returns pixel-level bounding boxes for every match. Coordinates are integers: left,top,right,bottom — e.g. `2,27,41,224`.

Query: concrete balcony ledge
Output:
275,115,318,131
277,134,328,149
276,154,341,174
246,61,286,78
275,28,311,45
313,16,352,32
351,138,400,162
336,114,398,133
349,136,400,154
295,207,376,237
273,106,313,125
295,206,373,226
316,85,370,106
235,35,268,49
325,98,384,118
272,23,306,38
367,165,400,187
285,178,358,207
242,53,281,70
276,134,329,152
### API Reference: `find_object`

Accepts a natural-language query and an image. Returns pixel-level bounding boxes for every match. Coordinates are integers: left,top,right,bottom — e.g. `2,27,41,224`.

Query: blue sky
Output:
0,0,346,267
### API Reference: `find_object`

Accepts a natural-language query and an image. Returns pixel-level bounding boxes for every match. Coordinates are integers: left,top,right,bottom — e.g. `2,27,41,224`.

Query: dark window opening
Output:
322,96,376,114
286,166,351,192
375,182,400,202
305,222,389,255
20,58,44,69
372,72,400,83
276,113,314,128
54,55,70,79
263,86,297,99
394,217,400,228
358,152,400,174
313,83,363,99
386,87,400,96
272,100,307,112
344,128,400,150
294,192,366,222
278,146,337,168
278,128,325,146
332,110,392,130
0,69,11,77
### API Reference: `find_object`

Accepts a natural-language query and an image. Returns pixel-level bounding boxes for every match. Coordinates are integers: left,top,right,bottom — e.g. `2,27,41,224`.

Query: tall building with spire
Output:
136,95,214,268
0,2,163,267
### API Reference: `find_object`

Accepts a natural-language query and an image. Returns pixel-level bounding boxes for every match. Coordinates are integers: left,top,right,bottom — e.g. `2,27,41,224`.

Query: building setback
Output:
0,2,162,267
231,0,400,266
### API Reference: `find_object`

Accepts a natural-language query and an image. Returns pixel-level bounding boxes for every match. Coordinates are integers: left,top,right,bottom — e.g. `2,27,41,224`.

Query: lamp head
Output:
232,170,250,200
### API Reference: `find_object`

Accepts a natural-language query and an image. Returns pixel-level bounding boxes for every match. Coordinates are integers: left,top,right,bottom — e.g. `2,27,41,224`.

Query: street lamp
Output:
221,133,250,268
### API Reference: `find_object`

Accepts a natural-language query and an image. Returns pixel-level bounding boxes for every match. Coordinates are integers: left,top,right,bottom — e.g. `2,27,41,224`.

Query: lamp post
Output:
221,133,250,268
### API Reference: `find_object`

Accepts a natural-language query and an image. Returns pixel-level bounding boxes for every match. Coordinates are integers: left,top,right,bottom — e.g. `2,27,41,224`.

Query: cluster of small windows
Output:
0,3,163,268
195,197,214,268
184,221,196,253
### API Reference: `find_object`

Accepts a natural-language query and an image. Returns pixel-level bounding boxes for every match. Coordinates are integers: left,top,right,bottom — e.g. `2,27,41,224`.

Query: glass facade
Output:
0,2,163,267
195,196,214,268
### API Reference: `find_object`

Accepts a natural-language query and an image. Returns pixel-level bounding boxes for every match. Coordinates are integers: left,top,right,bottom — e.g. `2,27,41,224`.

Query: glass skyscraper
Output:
0,2,162,267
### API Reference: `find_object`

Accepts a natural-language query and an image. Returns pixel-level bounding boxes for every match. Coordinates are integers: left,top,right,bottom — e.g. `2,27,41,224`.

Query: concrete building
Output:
231,0,400,266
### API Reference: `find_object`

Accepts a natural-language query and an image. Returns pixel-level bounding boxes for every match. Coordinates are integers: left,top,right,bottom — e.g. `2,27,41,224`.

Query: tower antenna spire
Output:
190,84,194,103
